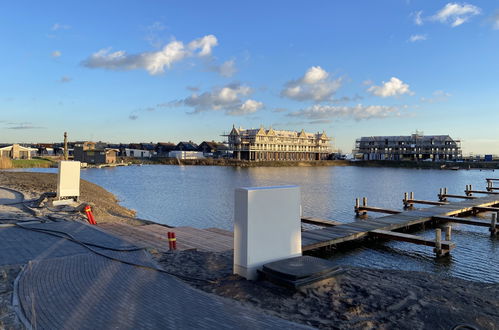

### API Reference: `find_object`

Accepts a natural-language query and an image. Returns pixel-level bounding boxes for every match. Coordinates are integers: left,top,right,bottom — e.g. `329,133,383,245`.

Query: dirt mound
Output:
0,171,145,225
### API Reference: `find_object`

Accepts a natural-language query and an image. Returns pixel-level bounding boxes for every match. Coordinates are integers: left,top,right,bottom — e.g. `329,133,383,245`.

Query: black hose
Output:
15,224,216,284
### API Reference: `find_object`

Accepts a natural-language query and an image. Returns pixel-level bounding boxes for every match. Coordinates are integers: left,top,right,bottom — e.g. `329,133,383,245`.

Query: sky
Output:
1,0,498,154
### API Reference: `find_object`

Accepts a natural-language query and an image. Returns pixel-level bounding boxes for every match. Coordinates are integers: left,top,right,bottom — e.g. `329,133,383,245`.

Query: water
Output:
16,165,499,283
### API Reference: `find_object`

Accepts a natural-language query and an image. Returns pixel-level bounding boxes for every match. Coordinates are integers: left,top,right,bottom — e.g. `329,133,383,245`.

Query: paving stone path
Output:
0,221,309,329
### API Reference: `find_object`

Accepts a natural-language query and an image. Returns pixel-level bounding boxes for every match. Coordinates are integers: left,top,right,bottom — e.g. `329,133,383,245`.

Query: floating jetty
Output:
301,179,499,257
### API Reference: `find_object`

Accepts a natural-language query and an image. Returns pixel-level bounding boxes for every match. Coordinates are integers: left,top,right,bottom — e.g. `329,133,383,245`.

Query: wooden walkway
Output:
99,222,233,252
302,195,499,251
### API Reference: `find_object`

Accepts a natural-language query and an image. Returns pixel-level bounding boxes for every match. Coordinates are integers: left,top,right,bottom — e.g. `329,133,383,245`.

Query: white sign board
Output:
56,161,81,200
234,185,302,280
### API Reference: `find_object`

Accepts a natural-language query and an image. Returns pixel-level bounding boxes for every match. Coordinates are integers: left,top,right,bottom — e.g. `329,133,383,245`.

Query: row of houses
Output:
73,141,230,164
1,128,467,164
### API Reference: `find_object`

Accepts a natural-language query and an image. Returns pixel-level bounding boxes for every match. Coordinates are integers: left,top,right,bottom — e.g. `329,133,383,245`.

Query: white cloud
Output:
281,66,342,102
413,10,424,25
176,83,263,116
227,99,263,116
288,104,402,121
187,35,218,57
51,50,62,57
82,35,218,75
490,12,499,30
211,59,237,77
432,3,481,27
52,23,71,31
409,34,427,42
367,77,414,98
420,90,451,103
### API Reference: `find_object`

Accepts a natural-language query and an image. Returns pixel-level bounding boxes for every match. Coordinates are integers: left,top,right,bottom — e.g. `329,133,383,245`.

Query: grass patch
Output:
10,158,55,168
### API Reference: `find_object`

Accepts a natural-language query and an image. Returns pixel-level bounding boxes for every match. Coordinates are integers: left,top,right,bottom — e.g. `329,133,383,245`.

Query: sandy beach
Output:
1,170,498,329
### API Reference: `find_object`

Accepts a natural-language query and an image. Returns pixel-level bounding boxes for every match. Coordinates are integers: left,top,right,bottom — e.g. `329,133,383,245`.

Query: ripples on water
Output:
17,165,499,283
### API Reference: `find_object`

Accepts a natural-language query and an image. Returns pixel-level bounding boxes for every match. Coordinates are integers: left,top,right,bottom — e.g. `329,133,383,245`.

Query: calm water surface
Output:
21,165,499,283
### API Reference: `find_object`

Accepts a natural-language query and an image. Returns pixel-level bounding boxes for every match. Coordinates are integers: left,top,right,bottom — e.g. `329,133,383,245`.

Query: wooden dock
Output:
302,194,499,253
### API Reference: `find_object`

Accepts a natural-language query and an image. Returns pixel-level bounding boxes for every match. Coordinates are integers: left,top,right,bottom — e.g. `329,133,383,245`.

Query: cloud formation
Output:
281,66,342,102
288,104,402,121
51,50,61,57
52,23,71,31
490,12,499,29
6,122,43,129
420,90,451,103
432,3,481,27
175,83,263,116
82,35,218,75
409,34,427,42
210,59,237,77
367,77,413,98
413,11,424,25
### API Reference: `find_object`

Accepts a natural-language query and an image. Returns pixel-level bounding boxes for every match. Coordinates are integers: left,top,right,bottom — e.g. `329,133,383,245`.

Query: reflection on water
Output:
16,165,499,283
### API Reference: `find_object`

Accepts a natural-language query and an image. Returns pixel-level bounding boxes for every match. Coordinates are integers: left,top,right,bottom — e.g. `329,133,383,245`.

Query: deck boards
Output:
302,196,499,251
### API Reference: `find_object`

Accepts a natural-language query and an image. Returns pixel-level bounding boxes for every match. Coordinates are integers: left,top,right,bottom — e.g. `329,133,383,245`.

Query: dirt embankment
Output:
155,250,499,330
0,171,147,225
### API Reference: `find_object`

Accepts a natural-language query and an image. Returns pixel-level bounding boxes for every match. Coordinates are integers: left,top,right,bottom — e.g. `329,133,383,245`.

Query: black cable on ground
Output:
15,224,216,284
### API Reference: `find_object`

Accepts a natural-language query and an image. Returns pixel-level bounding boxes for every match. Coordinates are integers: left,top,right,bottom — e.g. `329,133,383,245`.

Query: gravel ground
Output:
155,250,499,330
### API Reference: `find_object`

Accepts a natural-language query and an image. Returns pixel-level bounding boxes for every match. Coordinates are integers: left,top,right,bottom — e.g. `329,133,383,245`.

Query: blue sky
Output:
1,0,498,154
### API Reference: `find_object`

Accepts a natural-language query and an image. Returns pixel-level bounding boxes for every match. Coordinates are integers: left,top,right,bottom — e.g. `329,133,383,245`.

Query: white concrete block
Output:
57,161,81,200
234,185,302,280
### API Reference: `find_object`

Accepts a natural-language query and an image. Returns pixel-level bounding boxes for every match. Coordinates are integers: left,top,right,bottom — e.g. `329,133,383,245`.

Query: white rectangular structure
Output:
234,185,302,280
56,161,81,201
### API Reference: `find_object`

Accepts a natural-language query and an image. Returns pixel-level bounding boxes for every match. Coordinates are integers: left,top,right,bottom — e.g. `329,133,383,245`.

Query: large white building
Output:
225,126,331,161
355,133,462,161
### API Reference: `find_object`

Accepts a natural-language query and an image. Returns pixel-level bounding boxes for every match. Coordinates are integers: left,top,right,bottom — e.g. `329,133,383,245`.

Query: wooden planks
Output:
302,195,499,252
466,190,499,195
473,206,499,213
405,199,448,206
441,194,477,200
370,229,455,250
356,206,401,215
433,215,499,229
301,216,342,227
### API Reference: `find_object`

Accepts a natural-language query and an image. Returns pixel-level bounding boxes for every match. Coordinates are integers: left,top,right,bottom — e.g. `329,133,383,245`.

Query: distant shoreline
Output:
3,156,499,170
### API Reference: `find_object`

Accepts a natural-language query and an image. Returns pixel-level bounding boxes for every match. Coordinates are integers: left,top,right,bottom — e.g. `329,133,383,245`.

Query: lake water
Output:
18,165,499,283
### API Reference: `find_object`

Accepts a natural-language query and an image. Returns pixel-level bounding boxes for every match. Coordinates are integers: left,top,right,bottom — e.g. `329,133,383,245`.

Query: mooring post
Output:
490,213,498,236
403,192,408,208
410,192,414,200
355,198,360,216
362,197,367,207
434,228,443,257
445,225,452,241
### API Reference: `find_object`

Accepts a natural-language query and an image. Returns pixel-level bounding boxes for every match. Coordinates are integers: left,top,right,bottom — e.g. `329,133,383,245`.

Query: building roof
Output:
229,126,328,140
358,134,458,142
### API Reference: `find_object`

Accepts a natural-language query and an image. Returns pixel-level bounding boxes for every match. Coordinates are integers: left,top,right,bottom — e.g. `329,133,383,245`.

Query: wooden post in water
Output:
445,225,452,241
438,188,445,201
362,197,367,207
403,192,408,208
410,192,414,200
490,213,498,236
434,228,443,257
355,198,360,216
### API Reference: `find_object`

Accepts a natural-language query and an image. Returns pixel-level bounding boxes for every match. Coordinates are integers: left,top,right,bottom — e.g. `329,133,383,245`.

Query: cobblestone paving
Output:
1,221,309,329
